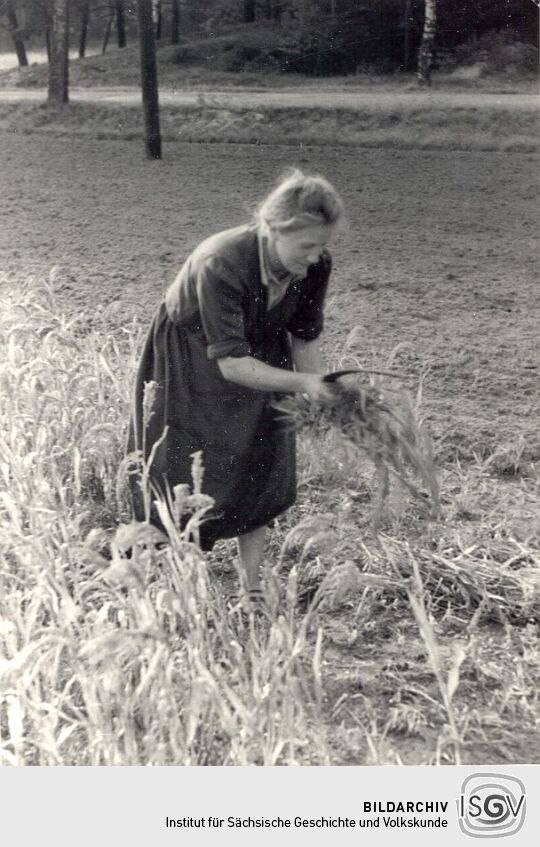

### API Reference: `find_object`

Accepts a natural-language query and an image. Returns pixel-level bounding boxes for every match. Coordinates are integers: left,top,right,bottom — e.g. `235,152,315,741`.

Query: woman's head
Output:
257,168,343,234
257,169,343,276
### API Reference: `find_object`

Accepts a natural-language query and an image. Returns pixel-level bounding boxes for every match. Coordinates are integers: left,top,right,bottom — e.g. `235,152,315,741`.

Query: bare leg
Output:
237,525,266,592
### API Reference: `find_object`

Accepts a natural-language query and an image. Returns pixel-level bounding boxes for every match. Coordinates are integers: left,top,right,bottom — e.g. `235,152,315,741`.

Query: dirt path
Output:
0,86,537,111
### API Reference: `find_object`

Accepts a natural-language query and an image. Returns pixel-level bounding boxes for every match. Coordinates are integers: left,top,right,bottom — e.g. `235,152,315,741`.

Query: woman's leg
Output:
237,526,266,592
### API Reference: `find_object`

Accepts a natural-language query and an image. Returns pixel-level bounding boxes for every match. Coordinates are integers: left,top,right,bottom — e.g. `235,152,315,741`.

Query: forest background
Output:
1,0,538,78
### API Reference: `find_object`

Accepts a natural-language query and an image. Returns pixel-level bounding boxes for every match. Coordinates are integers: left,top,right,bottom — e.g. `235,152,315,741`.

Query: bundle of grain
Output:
275,371,440,522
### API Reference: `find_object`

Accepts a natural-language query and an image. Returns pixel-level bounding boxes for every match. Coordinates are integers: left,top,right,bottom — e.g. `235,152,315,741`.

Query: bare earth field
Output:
1,128,539,764
1,132,538,443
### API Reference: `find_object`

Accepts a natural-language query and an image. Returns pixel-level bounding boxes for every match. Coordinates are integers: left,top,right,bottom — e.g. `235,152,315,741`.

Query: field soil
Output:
2,133,537,442
1,129,539,763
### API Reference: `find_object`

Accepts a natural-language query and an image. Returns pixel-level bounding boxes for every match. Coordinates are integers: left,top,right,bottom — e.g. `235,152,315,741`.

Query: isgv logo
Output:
457,773,526,838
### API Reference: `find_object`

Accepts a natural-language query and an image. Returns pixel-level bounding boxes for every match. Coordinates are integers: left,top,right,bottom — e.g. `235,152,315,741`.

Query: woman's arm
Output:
218,356,334,403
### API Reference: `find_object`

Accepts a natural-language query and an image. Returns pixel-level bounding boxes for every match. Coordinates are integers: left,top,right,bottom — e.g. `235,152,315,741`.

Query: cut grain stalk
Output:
274,375,440,525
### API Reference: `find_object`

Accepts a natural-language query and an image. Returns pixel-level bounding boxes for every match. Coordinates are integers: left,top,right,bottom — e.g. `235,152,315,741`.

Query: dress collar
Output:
257,226,300,292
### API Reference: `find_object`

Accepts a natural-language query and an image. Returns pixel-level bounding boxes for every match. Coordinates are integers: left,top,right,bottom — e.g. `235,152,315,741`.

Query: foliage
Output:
174,21,301,72
174,0,537,76
1,0,537,76
451,30,539,76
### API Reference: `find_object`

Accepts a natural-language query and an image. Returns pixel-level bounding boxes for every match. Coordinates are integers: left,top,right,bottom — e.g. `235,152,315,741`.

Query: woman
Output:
128,169,343,605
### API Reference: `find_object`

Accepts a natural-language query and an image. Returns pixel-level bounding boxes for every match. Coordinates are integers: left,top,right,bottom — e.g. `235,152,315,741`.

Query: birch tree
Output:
417,0,437,85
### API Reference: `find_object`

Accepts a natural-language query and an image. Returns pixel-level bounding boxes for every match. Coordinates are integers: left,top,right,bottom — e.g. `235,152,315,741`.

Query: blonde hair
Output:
256,168,343,233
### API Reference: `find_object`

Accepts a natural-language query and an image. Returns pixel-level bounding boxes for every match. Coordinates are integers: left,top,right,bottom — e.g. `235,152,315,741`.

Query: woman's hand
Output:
301,373,339,404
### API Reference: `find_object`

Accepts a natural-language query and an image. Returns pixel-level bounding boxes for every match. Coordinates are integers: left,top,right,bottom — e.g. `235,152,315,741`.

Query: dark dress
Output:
127,224,331,550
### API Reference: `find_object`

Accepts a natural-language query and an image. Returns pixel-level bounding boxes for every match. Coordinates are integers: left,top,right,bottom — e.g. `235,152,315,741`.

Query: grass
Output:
0,99,538,153
0,39,538,153
0,276,328,765
1,275,538,765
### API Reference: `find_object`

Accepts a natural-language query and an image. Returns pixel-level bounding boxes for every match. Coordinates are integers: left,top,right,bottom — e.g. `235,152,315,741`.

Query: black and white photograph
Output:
0,0,539,781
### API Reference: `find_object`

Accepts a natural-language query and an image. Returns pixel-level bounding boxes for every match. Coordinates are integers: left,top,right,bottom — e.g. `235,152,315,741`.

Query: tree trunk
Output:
45,29,51,63
102,14,114,54
403,0,412,71
265,0,283,23
155,0,162,40
417,0,437,86
272,2,283,22
6,0,29,67
116,0,127,48
79,0,90,58
171,0,180,45
299,0,308,36
243,0,256,24
137,0,162,159
468,0,478,42
48,0,69,104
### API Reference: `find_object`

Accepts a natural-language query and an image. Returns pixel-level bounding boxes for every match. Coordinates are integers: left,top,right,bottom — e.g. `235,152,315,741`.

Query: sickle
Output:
322,368,404,383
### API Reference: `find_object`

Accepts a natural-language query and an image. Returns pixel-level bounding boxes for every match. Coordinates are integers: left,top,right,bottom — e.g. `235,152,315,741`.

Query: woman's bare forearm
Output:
218,356,309,393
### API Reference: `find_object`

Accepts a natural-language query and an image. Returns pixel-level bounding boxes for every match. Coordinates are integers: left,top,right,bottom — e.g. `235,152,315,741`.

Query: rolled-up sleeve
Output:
196,257,252,360
287,253,332,341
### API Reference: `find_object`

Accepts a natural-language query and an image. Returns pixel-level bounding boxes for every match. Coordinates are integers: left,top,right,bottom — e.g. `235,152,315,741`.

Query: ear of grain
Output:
275,377,440,521
0,277,329,766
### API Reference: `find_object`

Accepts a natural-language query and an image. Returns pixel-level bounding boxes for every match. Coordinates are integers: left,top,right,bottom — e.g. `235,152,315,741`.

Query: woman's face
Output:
271,223,338,277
